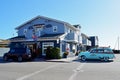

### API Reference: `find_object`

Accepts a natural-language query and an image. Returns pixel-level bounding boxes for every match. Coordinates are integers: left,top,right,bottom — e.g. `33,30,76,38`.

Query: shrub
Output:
46,47,61,59
46,46,53,59
63,52,69,58
52,47,61,59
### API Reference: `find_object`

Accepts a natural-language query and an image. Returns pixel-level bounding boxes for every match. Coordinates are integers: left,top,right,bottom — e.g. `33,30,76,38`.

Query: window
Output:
70,29,74,33
28,26,33,30
53,26,57,32
70,30,72,33
91,49,97,53
10,49,15,53
24,29,27,35
104,49,113,53
67,28,70,33
97,49,104,53
36,27,43,36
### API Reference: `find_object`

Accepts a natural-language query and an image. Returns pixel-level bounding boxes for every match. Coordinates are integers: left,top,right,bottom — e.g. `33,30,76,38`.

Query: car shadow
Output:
0,57,48,64
73,59,114,63
0,57,13,63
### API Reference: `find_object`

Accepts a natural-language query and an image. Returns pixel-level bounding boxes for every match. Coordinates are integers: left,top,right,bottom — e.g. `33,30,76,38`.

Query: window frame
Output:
53,26,58,32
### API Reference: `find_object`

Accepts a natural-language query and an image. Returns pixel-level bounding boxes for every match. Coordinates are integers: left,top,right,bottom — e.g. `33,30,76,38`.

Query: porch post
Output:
75,44,77,53
60,40,62,57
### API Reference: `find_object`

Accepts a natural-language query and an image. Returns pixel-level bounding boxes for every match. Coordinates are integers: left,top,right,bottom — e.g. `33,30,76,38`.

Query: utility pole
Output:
118,36,120,53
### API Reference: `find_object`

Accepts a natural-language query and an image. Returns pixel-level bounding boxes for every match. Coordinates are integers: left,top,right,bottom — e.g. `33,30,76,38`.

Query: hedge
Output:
46,46,61,59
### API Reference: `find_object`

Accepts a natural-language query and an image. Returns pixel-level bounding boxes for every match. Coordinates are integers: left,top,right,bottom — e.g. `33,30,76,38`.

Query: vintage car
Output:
78,47,115,61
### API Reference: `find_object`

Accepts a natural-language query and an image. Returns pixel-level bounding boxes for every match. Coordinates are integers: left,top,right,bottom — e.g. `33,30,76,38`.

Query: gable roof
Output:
15,15,79,31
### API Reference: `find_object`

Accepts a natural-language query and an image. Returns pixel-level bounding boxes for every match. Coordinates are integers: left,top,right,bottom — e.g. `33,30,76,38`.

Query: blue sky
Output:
0,0,120,49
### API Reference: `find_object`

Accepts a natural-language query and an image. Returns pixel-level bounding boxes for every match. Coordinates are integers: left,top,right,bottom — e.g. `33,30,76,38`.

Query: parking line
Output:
69,63,85,80
16,64,59,80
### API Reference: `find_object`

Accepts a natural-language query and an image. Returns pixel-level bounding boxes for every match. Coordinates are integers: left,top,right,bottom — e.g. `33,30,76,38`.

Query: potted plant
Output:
63,52,69,58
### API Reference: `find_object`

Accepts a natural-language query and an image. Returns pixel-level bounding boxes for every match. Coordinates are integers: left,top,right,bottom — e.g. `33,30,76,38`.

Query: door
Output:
89,49,98,59
42,42,54,56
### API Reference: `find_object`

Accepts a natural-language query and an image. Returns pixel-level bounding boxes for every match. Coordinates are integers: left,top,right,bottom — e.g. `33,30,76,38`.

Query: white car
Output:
78,47,115,61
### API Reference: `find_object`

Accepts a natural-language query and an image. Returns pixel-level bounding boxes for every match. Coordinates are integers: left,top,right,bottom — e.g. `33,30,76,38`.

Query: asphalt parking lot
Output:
0,54,120,80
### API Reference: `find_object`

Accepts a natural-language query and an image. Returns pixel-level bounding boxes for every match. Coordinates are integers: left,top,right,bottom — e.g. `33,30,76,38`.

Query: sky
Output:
0,0,120,49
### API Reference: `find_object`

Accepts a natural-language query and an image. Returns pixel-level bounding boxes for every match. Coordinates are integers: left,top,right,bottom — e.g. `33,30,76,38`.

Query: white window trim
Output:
36,27,43,36
42,42,54,56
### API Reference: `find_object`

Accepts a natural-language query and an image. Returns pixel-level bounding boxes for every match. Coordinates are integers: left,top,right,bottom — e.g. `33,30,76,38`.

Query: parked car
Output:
78,47,115,61
3,48,32,62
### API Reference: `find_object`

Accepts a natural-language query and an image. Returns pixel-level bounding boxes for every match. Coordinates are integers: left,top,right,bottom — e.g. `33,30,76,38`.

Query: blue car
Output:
78,47,115,61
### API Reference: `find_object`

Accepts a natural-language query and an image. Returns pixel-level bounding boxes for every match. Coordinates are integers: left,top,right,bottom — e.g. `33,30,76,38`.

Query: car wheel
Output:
3,56,8,61
104,57,109,62
18,56,23,62
81,56,86,61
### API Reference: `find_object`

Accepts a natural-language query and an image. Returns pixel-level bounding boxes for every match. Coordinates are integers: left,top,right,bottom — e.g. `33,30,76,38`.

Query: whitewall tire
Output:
81,56,86,61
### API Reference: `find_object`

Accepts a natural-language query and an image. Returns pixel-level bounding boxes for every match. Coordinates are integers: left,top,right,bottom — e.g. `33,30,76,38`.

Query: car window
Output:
10,49,15,53
104,49,113,53
90,49,97,53
9,48,26,54
97,49,104,53
90,48,113,54
16,48,26,54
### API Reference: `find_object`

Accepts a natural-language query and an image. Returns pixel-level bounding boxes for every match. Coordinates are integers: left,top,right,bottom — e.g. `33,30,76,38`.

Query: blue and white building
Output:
10,16,82,57
81,33,91,51
89,36,99,48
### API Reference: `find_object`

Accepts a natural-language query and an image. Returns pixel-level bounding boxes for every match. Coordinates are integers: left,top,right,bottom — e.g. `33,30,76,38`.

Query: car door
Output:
89,49,98,59
10,48,16,56
97,49,104,59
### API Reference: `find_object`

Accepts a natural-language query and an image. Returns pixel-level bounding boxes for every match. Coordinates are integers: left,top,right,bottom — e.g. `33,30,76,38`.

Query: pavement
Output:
53,53,78,62
0,54,120,80
44,53,120,63
46,56,78,63
33,55,78,63
34,53,78,63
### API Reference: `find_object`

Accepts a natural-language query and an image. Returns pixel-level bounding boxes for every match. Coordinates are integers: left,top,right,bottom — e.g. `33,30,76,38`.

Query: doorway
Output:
42,42,54,56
